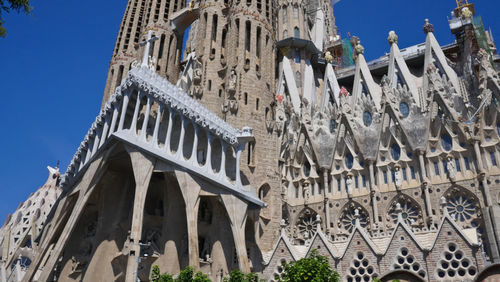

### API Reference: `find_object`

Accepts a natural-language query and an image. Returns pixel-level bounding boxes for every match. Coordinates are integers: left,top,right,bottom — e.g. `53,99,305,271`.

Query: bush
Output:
151,266,210,282
278,250,339,282
223,270,262,282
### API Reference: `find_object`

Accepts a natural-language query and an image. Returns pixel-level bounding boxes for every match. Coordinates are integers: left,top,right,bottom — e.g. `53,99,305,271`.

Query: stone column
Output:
130,91,143,135
33,155,110,282
175,171,202,270
473,141,493,206
322,169,331,234
125,149,155,282
473,140,500,261
220,194,250,273
368,161,379,227
418,150,432,224
118,91,130,131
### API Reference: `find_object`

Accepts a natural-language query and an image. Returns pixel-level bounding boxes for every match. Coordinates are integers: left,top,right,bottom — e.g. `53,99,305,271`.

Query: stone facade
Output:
3,1,500,282
0,167,62,282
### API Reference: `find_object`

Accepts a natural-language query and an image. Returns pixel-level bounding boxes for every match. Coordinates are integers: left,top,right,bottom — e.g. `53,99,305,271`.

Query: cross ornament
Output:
140,30,159,68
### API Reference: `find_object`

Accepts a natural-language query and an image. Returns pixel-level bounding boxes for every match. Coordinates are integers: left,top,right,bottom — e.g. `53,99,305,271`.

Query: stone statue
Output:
346,174,353,197
303,181,311,202
447,155,456,181
394,165,403,190
228,68,237,93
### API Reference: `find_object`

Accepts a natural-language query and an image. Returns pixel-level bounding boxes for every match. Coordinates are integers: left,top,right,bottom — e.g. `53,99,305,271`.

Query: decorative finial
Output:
461,7,473,19
440,196,449,216
354,209,361,228
315,214,322,232
423,19,434,34
140,30,159,68
395,203,403,222
324,51,334,64
354,41,365,56
387,31,398,45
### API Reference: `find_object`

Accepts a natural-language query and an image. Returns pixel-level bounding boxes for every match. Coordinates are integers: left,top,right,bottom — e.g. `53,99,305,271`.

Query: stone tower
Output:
102,0,186,106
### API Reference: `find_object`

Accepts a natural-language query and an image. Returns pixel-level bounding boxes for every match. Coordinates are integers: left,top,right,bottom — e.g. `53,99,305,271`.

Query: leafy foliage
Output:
278,250,339,282
151,266,210,282
0,0,32,37
223,270,263,282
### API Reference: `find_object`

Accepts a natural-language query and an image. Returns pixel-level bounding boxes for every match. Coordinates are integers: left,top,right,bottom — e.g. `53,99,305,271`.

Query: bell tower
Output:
102,0,186,106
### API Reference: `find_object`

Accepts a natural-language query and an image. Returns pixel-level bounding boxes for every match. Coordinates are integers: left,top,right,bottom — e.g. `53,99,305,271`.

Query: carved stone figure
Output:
228,68,237,93
394,165,403,190
447,155,456,181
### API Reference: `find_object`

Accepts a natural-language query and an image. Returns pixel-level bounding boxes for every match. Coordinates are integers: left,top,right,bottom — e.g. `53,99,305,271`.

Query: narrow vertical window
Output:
256,98,260,110
491,152,497,166
391,170,395,183
116,65,124,86
442,160,448,174
212,14,218,42
402,167,408,181
256,27,261,58
434,162,440,175
293,6,299,19
410,166,416,179
383,171,388,184
455,158,461,172
158,34,166,59
295,186,299,198
355,176,359,188
464,157,471,170
283,6,287,24
294,27,299,38
244,93,248,105
337,178,341,191
245,21,251,52
235,19,240,48
362,175,367,187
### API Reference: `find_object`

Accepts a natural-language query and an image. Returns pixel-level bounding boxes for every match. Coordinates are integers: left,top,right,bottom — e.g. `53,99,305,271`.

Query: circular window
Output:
363,111,372,127
346,153,354,169
399,102,410,118
441,134,453,151
391,144,401,160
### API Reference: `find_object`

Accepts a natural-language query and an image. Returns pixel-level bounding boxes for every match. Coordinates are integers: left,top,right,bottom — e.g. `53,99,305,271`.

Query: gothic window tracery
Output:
435,242,477,280
399,102,410,118
363,111,372,126
294,208,318,243
392,247,426,278
338,203,369,234
391,143,401,161
441,133,452,151
444,187,481,229
345,252,378,282
387,195,423,227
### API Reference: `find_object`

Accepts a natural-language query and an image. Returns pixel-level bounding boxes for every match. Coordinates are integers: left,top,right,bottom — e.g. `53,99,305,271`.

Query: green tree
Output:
279,250,339,282
223,270,263,282
0,0,32,37
151,265,174,282
151,265,210,282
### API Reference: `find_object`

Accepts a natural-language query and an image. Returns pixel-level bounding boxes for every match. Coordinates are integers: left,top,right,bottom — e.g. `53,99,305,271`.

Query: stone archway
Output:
378,269,426,282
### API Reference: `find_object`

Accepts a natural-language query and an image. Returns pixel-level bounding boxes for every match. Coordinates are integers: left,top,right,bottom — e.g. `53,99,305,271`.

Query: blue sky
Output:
0,0,498,222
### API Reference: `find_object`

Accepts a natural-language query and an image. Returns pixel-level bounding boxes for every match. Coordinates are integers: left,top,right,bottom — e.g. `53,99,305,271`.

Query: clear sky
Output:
0,0,498,222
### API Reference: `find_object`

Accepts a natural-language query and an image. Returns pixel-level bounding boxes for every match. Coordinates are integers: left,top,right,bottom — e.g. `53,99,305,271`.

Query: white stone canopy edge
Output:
61,65,260,206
